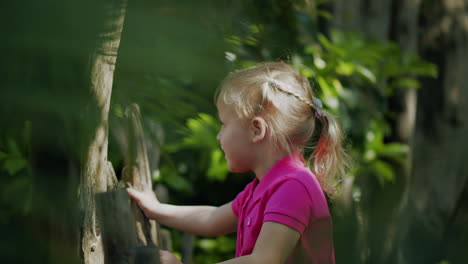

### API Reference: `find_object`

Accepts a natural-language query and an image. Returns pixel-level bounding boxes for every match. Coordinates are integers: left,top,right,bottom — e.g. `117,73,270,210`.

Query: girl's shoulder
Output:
267,170,330,217
272,168,324,198
283,167,320,187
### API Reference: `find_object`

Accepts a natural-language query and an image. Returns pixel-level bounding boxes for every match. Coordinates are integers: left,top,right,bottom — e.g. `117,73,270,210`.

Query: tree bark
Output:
96,189,138,264
122,104,159,247
80,0,127,263
397,0,468,263
380,1,422,263
93,103,162,264
332,1,406,263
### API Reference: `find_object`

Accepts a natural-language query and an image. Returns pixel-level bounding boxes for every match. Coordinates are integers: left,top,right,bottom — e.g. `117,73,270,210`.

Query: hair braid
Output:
268,80,321,115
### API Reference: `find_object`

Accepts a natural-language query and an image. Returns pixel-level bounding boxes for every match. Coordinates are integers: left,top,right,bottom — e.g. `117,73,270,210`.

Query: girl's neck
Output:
253,148,289,181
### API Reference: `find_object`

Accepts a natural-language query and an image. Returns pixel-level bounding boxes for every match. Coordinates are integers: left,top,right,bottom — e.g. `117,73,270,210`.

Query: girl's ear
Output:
250,117,267,144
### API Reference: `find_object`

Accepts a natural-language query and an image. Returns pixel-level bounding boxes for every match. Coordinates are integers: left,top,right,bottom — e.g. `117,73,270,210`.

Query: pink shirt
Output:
231,152,335,264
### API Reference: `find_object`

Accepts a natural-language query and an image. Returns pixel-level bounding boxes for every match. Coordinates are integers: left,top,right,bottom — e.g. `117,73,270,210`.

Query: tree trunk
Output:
80,0,127,263
122,104,159,247
332,1,403,263
382,0,422,263
397,0,468,263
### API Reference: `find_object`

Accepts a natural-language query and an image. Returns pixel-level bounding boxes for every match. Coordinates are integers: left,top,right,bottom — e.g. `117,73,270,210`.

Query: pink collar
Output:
251,152,305,201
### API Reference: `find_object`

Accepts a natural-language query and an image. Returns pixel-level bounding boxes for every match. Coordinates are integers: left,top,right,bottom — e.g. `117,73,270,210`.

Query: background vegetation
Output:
1,0,467,264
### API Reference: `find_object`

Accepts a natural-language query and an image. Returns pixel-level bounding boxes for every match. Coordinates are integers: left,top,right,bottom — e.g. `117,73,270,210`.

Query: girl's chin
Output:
227,164,250,174
225,157,251,173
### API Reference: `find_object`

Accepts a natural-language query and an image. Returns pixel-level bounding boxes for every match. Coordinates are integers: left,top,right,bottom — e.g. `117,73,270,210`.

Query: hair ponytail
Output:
309,110,351,196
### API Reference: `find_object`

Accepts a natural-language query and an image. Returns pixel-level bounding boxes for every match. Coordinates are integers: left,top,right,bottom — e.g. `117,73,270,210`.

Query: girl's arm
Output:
217,222,300,264
127,188,237,237
158,221,301,264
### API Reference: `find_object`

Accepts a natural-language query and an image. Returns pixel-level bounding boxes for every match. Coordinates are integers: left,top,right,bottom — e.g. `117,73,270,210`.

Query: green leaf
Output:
225,35,242,46
355,65,376,83
317,76,337,98
6,138,21,156
207,149,228,181
379,142,408,155
181,113,220,149
405,54,438,77
377,143,409,164
314,56,327,69
391,77,421,89
300,67,315,78
336,61,355,76
245,36,258,46
365,128,384,151
114,103,124,118
198,238,217,251
3,157,28,175
364,150,376,162
371,160,395,186
318,34,334,51
304,45,321,56
331,78,344,94
159,165,193,193
249,24,262,34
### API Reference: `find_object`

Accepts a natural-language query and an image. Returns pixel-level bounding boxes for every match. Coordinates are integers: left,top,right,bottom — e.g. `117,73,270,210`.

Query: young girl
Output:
127,61,350,264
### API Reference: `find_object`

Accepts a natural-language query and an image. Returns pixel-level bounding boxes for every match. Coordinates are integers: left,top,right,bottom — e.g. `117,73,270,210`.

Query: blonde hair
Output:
216,61,351,195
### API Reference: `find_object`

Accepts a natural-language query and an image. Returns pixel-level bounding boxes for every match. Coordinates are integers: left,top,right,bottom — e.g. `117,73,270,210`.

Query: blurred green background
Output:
1,0,467,263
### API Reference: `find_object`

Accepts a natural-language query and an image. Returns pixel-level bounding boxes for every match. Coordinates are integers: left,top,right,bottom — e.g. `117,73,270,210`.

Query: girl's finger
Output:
126,188,140,200
159,250,182,264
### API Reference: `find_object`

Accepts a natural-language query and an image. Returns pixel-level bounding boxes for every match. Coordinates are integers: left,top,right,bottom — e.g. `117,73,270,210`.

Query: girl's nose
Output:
216,131,221,141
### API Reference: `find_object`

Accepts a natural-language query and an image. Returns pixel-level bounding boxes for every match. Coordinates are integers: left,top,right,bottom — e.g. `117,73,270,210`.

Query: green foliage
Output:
1,139,28,176
156,113,228,195
360,121,409,185
158,165,193,193
171,113,220,151
177,113,228,181
0,122,33,224
194,235,237,263
291,30,435,185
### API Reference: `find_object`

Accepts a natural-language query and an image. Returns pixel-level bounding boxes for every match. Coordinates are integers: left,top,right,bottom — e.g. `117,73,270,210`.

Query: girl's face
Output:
216,102,256,173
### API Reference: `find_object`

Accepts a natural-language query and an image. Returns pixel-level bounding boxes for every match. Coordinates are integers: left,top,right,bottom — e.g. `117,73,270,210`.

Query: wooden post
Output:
122,104,159,247
96,189,160,264
92,103,169,264
96,189,137,264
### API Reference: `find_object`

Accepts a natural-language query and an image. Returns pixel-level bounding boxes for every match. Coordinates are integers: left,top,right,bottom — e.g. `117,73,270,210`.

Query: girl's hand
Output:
126,187,160,219
159,250,183,264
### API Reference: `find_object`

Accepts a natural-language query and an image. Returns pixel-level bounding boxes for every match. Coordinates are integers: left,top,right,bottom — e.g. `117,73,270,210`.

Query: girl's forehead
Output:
217,102,245,121
216,101,232,113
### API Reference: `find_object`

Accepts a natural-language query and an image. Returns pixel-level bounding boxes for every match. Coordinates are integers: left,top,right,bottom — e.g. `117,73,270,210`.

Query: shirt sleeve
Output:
263,179,312,234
